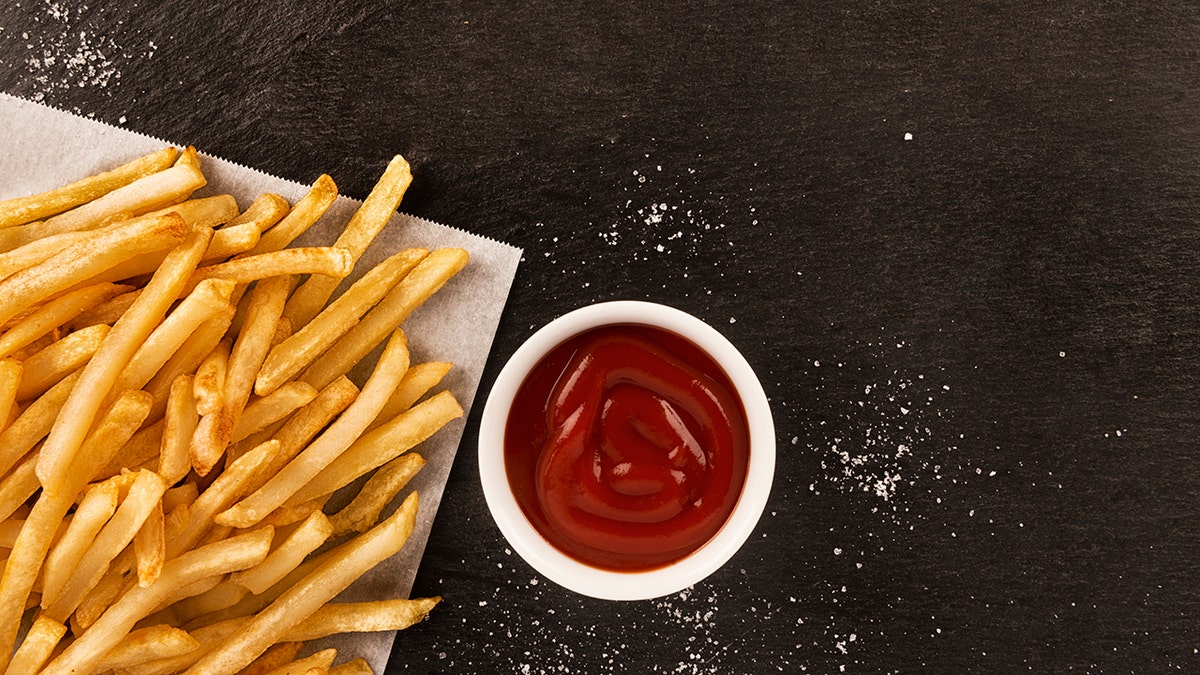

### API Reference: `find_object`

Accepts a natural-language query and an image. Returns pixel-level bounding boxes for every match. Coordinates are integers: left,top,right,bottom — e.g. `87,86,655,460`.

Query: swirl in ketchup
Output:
504,324,749,571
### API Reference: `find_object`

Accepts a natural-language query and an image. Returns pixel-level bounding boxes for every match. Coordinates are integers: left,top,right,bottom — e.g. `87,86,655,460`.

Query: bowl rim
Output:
478,300,776,601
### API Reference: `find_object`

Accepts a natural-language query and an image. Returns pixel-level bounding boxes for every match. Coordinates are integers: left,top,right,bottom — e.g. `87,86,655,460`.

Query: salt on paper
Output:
0,93,523,673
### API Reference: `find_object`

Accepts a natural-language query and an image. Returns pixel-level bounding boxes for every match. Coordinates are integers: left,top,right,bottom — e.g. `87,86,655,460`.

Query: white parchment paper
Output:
0,93,523,672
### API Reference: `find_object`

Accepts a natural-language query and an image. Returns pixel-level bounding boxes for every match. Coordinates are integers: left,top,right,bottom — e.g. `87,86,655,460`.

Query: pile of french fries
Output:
0,147,470,674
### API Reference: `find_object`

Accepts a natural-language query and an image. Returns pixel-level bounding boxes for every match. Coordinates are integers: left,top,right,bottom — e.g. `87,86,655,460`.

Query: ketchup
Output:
504,324,749,571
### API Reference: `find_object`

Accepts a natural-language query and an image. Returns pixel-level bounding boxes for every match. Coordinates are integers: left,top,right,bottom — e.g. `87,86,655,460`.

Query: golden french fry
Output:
6,615,67,674
284,156,412,327
190,275,291,476
185,246,352,294
257,247,427,396
0,162,205,249
231,510,333,595
36,225,210,495
167,579,248,625
184,493,418,675
0,371,79,479
115,277,236,392
328,658,373,675
0,388,151,670
93,624,200,671
193,338,230,417
329,453,426,536
302,248,468,390
162,482,199,513
365,360,452,433
227,192,290,231
238,642,305,675
0,147,178,229
43,468,167,621
231,382,318,443
217,330,410,529
0,455,40,523
262,647,337,675
287,597,440,641
42,478,119,604
15,323,109,401
146,194,240,228
135,496,165,587
203,220,262,261
160,374,199,484
0,281,128,359
291,391,461,504
0,360,20,431
250,175,337,255
40,526,273,675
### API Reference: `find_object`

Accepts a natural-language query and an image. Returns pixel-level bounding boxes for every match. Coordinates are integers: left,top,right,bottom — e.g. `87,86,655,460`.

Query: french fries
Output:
0,151,467,673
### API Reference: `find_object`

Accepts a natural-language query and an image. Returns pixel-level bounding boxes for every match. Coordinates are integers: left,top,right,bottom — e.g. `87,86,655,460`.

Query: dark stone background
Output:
3,1,1199,672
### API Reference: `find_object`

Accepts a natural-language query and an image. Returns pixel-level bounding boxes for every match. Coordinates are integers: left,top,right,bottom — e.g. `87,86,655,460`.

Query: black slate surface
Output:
3,2,1200,672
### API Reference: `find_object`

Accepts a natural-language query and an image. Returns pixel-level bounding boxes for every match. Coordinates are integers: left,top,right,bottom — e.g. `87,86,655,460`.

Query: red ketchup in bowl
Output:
503,324,750,571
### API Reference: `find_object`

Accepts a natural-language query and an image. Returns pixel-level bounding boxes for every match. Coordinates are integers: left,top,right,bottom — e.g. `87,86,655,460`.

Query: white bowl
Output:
478,301,775,600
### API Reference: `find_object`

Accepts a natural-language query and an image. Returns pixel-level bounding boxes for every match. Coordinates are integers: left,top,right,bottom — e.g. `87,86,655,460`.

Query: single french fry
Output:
163,483,199,513
0,371,79,479
284,156,412,327
0,360,20,431
0,281,128,359
41,478,119,604
231,510,333,595
193,338,230,417
287,597,440,641
166,579,249,625
365,361,452,433
227,193,290,231
183,492,418,675
170,440,278,558
239,642,305,675
0,455,40,523
40,526,272,675
6,615,67,674
36,224,210,495
190,276,291,476
115,277,236,392
328,658,373,675
0,163,204,250
43,468,167,621
203,220,261,261
256,247,428,396
135,497,165,587
160,374,199,484
262,647,337,675
291,391,460,504
217,330,410,529
15,323,109,401
184,247,352,294
93,624,200,671
302,248,468,390
249,175,337,255
0,388,151,670
0,147,178,229
231,382,317,443
329,453,426,536
145,194,240,228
